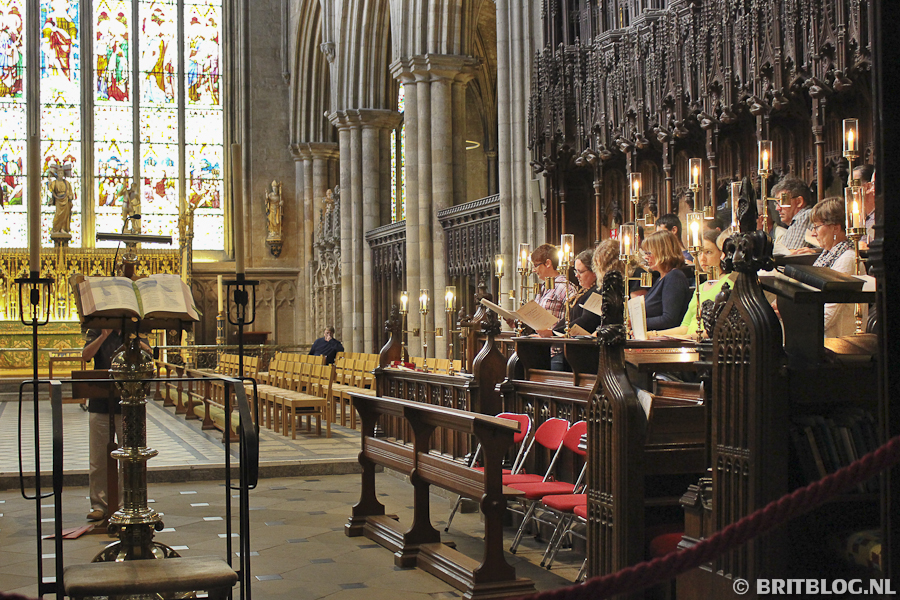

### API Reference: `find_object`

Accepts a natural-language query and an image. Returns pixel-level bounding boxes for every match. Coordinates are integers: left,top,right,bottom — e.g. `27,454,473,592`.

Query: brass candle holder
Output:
417,289,442,372
842,119,865,334
758,140,773,234
689,158,703,213
445,286,457,375
629,172,642,220
399,290,411,362
687,212,705,342
560,234,574,337
517,243,532,336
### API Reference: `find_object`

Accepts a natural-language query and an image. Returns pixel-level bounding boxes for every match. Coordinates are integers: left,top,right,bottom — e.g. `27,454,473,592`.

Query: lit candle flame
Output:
848,129,855,148
762,149,769,168
691,220,700,247
623,234,630,256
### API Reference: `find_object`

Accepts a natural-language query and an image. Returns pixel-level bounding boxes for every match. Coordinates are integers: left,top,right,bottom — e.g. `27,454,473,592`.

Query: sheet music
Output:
515,300,561,331
581,293,604,317
628,295,647,340
480,298,559,331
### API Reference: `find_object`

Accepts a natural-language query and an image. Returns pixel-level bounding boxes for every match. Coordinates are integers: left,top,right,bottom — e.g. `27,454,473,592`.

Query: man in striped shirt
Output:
772,175,817,255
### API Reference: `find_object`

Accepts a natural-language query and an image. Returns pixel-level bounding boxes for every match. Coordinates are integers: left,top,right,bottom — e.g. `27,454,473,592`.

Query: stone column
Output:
291,142,339,346
393,55,477,360
397,71,422,358
496,0,540,299
330,110,400,352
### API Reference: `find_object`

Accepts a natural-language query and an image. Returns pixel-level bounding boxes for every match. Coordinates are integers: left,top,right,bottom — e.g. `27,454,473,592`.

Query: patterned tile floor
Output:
0,396,585,599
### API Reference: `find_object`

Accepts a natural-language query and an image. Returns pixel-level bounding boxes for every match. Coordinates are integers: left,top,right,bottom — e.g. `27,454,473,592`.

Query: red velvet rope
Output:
518,433,900,600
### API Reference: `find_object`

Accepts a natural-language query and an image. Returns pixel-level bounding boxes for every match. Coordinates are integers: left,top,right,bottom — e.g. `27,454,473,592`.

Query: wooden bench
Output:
64,555,237,600
347,392,536,599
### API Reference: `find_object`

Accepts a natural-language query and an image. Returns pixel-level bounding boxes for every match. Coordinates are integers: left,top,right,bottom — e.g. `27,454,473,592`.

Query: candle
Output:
495,254,504,278
231,143,245,274
629,173,642,203
217,275,223,313
758,140,772,173
623,234,631,257
419,289,429,313
29,175,40,272
560,234,575,266
518,243,530,270
843,119,858,156
690,220,700,248
400,290,409,314
445,286,456,312
689,158,702,190
731,181,741,228
852,200,860,229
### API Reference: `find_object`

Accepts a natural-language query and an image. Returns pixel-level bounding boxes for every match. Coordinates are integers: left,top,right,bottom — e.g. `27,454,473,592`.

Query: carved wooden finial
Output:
597,270,627,346
721,231,774,275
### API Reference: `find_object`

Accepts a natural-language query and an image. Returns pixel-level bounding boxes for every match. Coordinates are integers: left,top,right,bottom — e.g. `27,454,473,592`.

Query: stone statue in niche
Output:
120,181,141,234
47,162,74,238
265,179,283,257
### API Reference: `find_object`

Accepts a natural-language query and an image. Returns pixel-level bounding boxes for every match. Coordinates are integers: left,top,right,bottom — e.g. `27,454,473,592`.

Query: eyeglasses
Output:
808,223,828,233
575,267,590,275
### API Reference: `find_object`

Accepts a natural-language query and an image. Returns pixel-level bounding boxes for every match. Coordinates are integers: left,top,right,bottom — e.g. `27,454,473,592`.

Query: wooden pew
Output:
347,393,536,600
494,271,708,586
677,231,882,599
372,306,508,461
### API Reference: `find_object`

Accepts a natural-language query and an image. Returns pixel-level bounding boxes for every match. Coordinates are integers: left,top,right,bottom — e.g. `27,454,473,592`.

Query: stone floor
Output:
0,390,585,599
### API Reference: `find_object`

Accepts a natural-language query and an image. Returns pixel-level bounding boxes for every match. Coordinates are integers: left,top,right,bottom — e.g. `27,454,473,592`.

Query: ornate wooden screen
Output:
365,221,406,353
311,196,343,340
531,0,875,245
437,194,501,336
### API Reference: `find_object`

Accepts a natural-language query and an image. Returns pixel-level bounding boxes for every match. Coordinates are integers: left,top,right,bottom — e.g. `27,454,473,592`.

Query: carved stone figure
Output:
48,163,74,234
121,182,140,234
265,179,283,257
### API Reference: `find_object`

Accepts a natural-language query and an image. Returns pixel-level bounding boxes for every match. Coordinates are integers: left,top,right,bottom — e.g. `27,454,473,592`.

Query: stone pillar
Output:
393,55,477,360
399,72,422,358
496,0,540,299
330,109,401,352
291,142,339,346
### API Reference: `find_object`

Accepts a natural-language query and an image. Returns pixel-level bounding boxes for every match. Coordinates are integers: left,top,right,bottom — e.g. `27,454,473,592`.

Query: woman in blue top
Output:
640,229,692,331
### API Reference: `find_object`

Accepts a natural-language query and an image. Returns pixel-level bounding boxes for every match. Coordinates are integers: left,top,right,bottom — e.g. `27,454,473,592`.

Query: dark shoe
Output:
86,509,105,521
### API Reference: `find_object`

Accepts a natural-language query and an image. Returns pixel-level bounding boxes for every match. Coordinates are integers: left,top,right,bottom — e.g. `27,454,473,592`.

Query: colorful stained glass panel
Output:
0,1,25,99
94,0,130,103
185,2,219,106
40,0,80,102
139,0,176,104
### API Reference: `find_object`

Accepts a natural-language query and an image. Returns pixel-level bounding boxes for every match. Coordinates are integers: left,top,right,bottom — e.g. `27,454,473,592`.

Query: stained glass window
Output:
0,0,27,245
390,83,405,222
0,0,225,251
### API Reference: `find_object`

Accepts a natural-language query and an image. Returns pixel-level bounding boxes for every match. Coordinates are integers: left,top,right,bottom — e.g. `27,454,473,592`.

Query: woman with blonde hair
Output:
641,229,691,332
593,238,626,281
651,229,736,338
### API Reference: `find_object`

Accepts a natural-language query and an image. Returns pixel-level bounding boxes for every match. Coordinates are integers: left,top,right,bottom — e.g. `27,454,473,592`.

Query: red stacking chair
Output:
508,420,587,554
501,417,570,486
540,492,587,569
444,412,533,532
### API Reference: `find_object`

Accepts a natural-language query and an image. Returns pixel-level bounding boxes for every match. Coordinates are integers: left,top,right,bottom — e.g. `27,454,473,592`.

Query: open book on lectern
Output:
74,274,200,322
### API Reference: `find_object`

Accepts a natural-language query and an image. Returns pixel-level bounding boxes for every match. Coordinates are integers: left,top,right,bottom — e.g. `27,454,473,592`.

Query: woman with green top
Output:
649,229,736,338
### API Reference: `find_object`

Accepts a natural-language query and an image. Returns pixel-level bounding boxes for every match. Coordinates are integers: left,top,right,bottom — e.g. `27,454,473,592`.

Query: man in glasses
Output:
772,174,817,255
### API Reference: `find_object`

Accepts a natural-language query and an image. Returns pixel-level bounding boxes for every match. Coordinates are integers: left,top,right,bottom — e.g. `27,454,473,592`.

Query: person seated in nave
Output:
640,230,692,332
772,174,818,255
808,198,863,338
649,229,736,339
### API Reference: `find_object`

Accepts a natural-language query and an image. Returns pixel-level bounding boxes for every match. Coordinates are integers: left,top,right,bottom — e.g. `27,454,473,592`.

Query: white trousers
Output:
89,412,123,514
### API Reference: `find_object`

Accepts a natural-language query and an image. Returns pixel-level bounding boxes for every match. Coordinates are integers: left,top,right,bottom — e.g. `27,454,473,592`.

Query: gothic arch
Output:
291,0,334,143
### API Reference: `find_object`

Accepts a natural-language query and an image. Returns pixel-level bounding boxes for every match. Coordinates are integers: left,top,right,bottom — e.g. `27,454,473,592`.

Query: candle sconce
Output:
618,223,647,337
517,243,533,336
689,158,703,213
757,140,774,235
444,287,458,375
686,211,705,342
843,185,867,334
416,289,442,372
560,235,574,337
629,172,642,210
